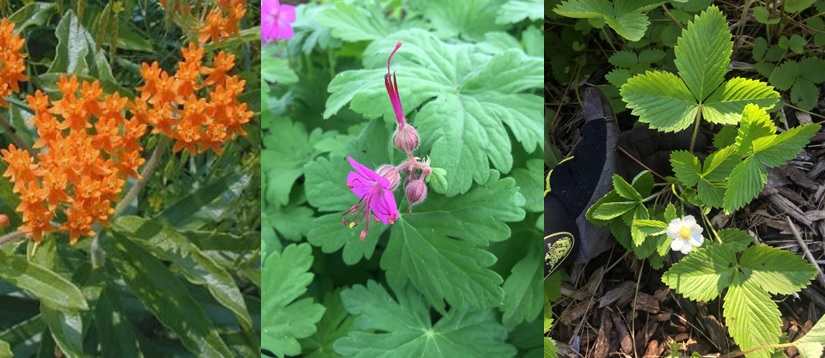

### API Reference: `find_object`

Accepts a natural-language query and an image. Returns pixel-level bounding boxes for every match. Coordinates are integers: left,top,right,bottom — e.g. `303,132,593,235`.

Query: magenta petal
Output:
373,188,399,224
346,172,374,198
280,4,296,22
261,0,279,15
347,157,389,187
277,22,294,40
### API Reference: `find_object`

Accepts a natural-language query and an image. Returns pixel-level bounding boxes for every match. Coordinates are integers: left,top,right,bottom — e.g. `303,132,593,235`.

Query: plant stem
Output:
114,137,170,216
689,105,703,153
0,230,26,245
720,342,793,358
0,113,35,156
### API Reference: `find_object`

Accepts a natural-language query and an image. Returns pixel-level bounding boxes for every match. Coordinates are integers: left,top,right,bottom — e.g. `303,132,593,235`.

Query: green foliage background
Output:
262,0,544,357
0,1,261,356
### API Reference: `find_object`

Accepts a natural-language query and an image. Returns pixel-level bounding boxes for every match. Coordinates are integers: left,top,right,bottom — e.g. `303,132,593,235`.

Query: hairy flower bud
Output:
393,123,419,153
405,179,427,207
375,165,400,190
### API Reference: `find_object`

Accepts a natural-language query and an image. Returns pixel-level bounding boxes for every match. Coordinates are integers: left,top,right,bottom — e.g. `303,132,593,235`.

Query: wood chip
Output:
701,315,727,352
768,194,812,227
634,292,660,313
644,340,663,357
598,281,636,308
611,312,633,353
592,311,612,358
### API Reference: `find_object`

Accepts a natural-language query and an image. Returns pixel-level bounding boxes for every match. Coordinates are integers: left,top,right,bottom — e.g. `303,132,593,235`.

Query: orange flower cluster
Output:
198,0,246,43
134,43,252,155
0,18,28,107
1,76,146,243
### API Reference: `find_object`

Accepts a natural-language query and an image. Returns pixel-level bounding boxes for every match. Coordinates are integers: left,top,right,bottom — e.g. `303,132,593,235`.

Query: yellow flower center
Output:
678,226,692,239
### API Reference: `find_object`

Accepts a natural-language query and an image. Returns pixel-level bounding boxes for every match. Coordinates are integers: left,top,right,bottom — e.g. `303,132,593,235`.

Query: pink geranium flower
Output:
261,0,296,43
342,157,399,241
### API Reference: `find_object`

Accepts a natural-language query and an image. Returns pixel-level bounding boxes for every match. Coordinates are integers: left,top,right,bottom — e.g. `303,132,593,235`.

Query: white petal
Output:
666,226,679,239
683,215,696,224
681,244,693,254
690,233,704,247
671,238,685,252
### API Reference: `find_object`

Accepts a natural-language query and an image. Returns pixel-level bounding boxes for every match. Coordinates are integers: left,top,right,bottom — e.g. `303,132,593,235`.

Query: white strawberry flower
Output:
667,215,704,254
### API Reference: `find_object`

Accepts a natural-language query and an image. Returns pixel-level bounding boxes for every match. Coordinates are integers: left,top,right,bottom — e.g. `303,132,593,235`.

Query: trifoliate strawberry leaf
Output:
674,6,730,102
631,170,655,196
752,124,821,167
739,245,816,295
633,219,668,236
718,228,752,253
791,78,820,111
621,70,698,132
768,60,798,91
334,281,516,357
299,288,356,358
325,30,542,196
609,50,638,68
501,245,542,327
662,243,737,301
622,6,780,131
545,338,559,358
799,58,825,83
591,201,638,221
496,0,544,24
794,315,825,358
723,279,782,358
262,244,326,358
382,172,525,312
553,0,667,41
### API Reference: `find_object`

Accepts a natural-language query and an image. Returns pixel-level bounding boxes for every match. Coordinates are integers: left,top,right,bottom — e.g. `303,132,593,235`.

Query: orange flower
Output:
0,18,28,107
1,75,146,243
135,44,252,155
198,0,246,43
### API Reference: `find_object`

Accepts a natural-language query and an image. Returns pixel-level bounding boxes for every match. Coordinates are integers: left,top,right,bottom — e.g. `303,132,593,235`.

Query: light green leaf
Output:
262,57,298,85
511,159,544,212
718,228,752,253
496,0,544,24
753,123,821,167
417,0,508,42
0,250,88,311
554,0,666,41
670,150,702,186
591,201,638,221
8,2,56,33
739,245,816,295
724,280,782,358
724,156,766,213
544,338,558,358
382,175,524,312
631,170,655,196
753,6,780,25
795,314,825,358
112,216,253,331
736,104,777,155
334,281,516,357
49,10,88,75
0,340,9,357
662,243,737,301
621,70,697,132
262,244,326,358
102,232,233,356
501,246,542,327
266,205,314,242
702,77,780,125
612,174,642,200
307,213,387,265
632,219,668,236
315,3,388,42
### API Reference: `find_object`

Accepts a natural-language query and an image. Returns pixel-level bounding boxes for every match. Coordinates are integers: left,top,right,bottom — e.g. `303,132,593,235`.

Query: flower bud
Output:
376,165,400,190
405,179,427,207
0,214,8,229
393,123,419,153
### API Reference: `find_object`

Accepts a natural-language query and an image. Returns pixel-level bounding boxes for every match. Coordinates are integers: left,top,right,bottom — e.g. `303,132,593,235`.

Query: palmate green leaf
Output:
382,173,524,312
501,245,542,327
262,244,325,358
299,289,356,358
554,0,666,41
112,216,253,331
674,6,730,102
315,3,389,42
662,243,737,301
325,30,542,196
739,245,816,295
0,250,88,311
265,205,314,242
415,0,508,42
621,71,697,132
795,314,825,358
262,57,298,85
496,0,544,24
511,159,544,212
102,232,232,356
307,213,388,265
334,281,516,358
723,280,782,358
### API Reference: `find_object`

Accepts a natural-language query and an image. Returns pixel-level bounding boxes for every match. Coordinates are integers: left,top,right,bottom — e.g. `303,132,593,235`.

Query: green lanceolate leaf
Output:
739,245,816,295
262,244,325,358
334,281,516,357
662,243,737,301
795,314,825,358
723,279,782,358
40,303,83,357
0,250,88,311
